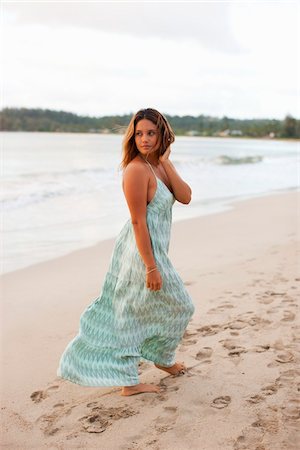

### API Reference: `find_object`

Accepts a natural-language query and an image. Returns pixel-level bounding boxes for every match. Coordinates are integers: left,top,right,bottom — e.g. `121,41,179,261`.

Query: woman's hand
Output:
159,145,171,163
146,268,163,291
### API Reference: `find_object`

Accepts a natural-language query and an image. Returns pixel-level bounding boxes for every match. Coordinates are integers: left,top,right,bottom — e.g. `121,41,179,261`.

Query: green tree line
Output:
0,107,299,139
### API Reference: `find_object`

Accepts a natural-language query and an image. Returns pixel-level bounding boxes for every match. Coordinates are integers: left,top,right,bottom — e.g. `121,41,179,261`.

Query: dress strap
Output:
142,158,157,178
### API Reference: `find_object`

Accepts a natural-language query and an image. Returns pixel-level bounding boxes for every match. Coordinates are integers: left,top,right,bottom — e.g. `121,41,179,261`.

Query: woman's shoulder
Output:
124,156,147,177
122,156,150,193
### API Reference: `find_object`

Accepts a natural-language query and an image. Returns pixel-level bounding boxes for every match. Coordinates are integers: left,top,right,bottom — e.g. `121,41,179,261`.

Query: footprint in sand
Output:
155,424,174,433
233,427,264,450
261,383,279,396
154,406,178,434
79,405,137,434
79,414,108,434
281,296,296,305
86,401,98,408
248,316,271,328
163,406,178,413
225,319,248,330
220,338,239,349
159,376,181,391
131,407,178,447
183,330,198,339
281,310,296,322
259,290,290,304
250,344,270,353
251,409,279,433
30,384,59,403
275,351,295,364
36,397,137,437
281,398,300,420
181,339,198,347
246,394,265,404
228,347,247,357
179,330,199,350
258,293,275,304
225,312,272,331
268,291,285,296
230,331,240,336
211,396,231,409
196,324,223,336
220,302,235,308
246,381,280,404
276,369,300,387
36,407,72,436
30,391,47,403
220,339,247,357
208,303,235,314
153,377,181,402
195,346,213,363
53,403,65,408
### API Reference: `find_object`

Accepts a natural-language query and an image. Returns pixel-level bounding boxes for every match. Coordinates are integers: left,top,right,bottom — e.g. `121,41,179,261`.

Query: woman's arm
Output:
122,164,156,269
160,147,192,204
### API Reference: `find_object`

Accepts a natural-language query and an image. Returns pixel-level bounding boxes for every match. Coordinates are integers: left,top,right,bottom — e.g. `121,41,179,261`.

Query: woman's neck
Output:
139,152,160,167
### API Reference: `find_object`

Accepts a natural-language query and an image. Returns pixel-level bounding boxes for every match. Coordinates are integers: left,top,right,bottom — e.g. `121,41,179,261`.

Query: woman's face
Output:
134,119,160,156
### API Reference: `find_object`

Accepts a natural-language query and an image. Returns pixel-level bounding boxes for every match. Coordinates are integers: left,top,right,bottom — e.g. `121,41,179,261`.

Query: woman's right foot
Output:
155,361,187,376
121,383,161,396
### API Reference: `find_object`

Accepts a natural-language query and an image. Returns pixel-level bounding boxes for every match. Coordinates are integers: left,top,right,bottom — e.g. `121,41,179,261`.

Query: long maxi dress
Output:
57,159,195,386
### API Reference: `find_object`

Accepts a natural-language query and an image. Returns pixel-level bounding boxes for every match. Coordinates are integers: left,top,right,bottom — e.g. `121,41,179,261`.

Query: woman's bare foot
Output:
154,361,187,376
121,383,161,396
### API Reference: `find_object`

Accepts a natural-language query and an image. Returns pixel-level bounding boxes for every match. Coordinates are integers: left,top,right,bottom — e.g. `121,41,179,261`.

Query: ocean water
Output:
1,132,299,274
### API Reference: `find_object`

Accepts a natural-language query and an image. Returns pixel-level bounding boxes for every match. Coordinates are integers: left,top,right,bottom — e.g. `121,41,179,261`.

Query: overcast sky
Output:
2,0,299,119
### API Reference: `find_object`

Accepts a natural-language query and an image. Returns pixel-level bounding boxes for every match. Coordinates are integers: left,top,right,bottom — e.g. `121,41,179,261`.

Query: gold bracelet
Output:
146,267,157,275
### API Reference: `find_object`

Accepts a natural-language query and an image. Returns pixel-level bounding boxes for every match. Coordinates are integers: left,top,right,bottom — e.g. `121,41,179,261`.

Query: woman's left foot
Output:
154,361,187,376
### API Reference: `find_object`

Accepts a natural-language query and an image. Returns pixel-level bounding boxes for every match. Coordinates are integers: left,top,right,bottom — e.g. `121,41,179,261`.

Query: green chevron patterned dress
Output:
57,160,195,386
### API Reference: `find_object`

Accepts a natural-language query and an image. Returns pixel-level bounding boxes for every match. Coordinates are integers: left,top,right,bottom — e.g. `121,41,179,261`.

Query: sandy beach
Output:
1,190,299,450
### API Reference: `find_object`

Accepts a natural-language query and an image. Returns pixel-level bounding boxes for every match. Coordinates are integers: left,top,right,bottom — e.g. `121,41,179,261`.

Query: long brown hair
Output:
119,108,175,170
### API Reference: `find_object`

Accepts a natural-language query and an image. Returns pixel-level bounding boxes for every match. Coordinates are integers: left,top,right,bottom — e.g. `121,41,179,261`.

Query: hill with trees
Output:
0,107,298,139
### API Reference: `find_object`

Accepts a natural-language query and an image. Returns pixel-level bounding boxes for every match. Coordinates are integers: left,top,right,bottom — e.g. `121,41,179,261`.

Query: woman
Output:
57,108,195,396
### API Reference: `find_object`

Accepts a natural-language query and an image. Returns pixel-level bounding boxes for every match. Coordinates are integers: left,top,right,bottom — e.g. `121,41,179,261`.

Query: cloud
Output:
2,1,298,118
4,1,242,54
